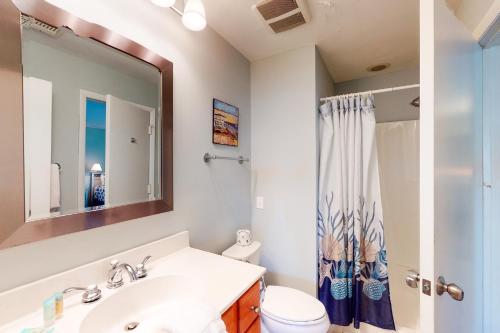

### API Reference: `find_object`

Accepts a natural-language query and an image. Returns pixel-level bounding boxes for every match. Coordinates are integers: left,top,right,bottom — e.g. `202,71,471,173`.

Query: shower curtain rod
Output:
320,84,420,102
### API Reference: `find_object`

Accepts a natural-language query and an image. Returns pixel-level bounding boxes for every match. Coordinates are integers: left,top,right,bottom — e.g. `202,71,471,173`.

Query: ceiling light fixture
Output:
151,0,207,32
151,0,176,8
182,0,207,31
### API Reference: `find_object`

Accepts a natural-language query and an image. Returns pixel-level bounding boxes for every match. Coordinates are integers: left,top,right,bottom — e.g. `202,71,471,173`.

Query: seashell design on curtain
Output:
317,94,395,330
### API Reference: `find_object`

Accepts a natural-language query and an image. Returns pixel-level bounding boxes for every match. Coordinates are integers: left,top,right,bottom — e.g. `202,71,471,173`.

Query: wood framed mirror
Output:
0,0,173,249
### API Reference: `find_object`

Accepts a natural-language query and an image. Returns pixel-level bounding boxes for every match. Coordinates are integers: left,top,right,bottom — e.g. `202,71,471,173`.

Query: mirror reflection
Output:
22,17,162,222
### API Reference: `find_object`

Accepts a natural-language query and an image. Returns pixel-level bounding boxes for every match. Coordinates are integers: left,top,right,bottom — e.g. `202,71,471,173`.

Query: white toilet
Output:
222,241,330,333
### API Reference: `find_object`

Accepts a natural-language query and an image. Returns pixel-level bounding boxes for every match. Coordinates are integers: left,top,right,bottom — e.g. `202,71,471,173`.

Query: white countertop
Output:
0,247,266,332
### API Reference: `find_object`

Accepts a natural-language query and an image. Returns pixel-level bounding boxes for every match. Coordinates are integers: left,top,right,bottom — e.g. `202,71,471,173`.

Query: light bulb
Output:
182,0,207,31
151,0,176,8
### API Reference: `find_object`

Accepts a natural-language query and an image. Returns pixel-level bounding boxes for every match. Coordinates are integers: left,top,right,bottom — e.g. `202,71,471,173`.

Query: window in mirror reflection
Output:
22,22,162,222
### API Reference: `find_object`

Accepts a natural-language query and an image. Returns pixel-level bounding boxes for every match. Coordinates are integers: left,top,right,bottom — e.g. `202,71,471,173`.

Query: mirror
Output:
0,0,172,249
22,20,162,222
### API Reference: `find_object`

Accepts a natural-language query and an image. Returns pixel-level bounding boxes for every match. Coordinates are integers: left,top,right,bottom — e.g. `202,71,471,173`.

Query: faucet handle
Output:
107,260,124,289
135,255,152,279
63,285,102,303
141,255,152,266
110,259,120,269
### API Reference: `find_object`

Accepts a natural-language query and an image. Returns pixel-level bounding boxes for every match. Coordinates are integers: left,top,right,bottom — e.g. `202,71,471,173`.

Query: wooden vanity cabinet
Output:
222,281,261,333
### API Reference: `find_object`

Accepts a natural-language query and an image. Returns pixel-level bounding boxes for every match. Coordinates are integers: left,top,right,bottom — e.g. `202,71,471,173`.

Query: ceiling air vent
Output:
254,0,311,34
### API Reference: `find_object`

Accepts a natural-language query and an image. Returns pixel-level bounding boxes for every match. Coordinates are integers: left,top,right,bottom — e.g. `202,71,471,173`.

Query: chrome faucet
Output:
107,260,138,289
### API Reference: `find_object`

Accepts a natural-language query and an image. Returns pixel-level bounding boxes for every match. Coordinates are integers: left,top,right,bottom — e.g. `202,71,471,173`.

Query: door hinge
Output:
148,125,154,135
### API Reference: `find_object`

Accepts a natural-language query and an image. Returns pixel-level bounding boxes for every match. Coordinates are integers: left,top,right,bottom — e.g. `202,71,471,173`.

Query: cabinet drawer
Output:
246,318,261,333
222,303,238,333
238,281,261,333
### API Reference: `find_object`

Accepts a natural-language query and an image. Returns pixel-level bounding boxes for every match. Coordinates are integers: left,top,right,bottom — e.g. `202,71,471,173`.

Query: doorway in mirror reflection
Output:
84,98,106,209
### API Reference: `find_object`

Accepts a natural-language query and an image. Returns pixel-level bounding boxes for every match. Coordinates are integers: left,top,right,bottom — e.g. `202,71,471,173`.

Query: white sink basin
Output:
80,275,219,333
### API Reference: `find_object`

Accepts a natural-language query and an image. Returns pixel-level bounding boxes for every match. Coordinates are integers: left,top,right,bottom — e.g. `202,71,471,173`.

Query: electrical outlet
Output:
256,196,264,209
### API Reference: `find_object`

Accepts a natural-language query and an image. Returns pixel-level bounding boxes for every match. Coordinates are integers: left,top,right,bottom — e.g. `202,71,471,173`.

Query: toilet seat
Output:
261,286,327,325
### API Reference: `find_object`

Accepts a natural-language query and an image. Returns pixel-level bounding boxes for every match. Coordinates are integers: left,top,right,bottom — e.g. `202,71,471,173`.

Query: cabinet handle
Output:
250,305,261,314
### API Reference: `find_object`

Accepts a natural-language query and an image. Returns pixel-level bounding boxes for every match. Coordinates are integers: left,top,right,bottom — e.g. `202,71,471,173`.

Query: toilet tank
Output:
222,241,261,265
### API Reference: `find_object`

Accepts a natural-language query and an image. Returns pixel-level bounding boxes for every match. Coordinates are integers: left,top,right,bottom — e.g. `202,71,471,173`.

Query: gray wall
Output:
0,1,251,292
335,67,420,123
315,49,335,110
251,46,334,296
22,29,159,213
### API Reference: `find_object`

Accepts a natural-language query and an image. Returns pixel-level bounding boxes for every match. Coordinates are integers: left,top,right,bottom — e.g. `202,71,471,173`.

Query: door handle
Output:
405,270,420,289
436,276,464,301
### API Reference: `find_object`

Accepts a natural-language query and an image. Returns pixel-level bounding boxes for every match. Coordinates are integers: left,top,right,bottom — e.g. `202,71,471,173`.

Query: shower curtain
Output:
317,95,395,330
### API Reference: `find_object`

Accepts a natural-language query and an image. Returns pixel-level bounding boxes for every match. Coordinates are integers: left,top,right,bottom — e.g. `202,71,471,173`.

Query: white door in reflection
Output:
105,95,156,207
23,76,53,220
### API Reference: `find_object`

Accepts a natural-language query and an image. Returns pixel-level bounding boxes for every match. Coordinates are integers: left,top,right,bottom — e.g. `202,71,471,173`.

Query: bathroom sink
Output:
80,275,219,333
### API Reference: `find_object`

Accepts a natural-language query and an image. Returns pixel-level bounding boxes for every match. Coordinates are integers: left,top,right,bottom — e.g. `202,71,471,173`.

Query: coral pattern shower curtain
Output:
318,95,395,330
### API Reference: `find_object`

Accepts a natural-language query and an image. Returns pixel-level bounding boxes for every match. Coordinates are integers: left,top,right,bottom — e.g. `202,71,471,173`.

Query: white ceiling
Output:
446,0,499,38
202,0,419,82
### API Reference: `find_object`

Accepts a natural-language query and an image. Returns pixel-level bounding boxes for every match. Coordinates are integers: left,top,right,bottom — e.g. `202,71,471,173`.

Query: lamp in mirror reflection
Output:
90,163,103,173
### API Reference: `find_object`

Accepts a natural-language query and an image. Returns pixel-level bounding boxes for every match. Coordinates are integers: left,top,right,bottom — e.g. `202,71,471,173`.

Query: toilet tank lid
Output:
222,241,261,261
261,286,326,323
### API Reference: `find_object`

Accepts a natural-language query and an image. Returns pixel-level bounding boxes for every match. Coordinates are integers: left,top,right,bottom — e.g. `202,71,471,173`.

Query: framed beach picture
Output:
212,98,239,146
